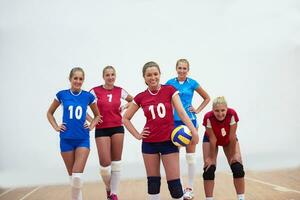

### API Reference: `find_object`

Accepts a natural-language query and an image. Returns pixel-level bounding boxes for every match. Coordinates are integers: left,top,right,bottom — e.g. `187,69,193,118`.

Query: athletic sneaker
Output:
183,188,194,200
109,194,118,200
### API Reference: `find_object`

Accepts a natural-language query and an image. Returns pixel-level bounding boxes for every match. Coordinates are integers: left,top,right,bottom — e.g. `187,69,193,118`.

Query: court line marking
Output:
225,172,300,194
19,186,43,200
245,176,300,194
0,188,15,197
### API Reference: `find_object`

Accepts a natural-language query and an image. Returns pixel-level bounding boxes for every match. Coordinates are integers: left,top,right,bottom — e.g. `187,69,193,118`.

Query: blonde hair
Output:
212,96,227,108
142,61,161,77
176,58,190,70
102,66,116,77
69,67,85,80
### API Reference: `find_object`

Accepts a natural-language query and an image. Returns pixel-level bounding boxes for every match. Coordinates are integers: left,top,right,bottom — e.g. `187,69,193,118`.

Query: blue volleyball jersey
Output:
55,89,95,139
166,77,200,121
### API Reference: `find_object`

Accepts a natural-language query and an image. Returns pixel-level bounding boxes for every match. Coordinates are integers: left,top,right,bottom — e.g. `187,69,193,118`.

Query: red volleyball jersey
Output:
203,108,239,146
90,85,128,129
134,85,178,143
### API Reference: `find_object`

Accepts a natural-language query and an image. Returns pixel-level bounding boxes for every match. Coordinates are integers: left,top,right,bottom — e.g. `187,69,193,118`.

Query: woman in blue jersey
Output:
47,67,100,200
166,59,210,200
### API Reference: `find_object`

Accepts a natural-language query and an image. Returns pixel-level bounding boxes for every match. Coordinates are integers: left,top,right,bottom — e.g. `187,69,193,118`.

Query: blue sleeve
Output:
88,92,95,105
165,79,171,85
55,91,62,103
191,79,200,90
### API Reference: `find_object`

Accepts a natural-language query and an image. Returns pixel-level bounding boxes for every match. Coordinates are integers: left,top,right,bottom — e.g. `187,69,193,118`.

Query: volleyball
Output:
171,125,192,147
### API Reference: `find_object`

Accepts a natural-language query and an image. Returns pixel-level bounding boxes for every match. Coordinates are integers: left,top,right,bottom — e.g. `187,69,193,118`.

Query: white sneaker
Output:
183,188,194,200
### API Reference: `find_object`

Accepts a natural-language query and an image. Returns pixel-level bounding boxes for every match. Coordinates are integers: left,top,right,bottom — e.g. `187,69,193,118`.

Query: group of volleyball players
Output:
47,59,246,200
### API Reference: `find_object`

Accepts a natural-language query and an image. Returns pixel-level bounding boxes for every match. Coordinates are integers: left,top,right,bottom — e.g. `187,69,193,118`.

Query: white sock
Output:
149,193,160,200
71,173,83,200
186,153,196,189
237,194,245,200
206,197,213,200
100,165,111,191
111,161,121,195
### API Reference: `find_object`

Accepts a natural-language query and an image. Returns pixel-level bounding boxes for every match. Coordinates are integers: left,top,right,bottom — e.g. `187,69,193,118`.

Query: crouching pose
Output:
202,96,245,200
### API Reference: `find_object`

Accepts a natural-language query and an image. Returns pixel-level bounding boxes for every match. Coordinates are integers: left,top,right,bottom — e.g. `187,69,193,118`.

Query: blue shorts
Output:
142,141,179,155
60,138,90,152
174,119,199,129
202,135,239,143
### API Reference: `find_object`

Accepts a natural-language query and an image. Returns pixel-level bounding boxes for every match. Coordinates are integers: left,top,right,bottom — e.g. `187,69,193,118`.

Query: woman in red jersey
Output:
123,61,199,200
202,96,245,200
88,66,133,200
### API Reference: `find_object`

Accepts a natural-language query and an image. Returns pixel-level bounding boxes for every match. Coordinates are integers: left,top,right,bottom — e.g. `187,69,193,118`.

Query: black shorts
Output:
95,126,125,138
142,141,179,155
202,135,238,143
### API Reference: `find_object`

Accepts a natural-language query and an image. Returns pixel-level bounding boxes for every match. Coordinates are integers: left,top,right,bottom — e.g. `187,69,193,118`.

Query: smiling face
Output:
103,67,116,86
144,66,161,89
176,61,189,80
69,70,84,91
213,103,228,121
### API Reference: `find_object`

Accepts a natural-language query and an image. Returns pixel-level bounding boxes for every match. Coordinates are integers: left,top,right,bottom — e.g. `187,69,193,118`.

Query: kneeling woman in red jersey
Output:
202,96,245,200
123,61,199,200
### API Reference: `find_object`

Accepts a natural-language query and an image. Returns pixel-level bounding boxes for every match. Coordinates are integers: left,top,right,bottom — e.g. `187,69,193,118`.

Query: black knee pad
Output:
147,176,161,194
203,164,216,180
230,162,245,178
167,179,183,199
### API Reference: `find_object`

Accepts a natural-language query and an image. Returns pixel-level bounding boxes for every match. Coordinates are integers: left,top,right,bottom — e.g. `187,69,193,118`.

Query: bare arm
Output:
206,127,217,161
228,123,238,163
190,86,210,114
121,94,134,112
172,93,199,145
122,103,149,140
88,102,101,130
46,99,66,132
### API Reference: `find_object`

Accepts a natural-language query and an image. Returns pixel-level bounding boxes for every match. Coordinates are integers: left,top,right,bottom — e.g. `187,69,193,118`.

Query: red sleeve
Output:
231,109,239,123
202,113,209,126
133,93,142,107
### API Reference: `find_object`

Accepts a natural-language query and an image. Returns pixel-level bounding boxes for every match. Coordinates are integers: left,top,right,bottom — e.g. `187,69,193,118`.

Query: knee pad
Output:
167,179,183,199
186,153,196,164
111,161,121,172
202,165,216,180
147,176,161,194
230,162,245,178
71,173,83,188
100,165,111,176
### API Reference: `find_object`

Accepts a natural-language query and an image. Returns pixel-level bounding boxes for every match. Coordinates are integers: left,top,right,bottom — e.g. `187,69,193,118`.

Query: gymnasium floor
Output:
0,168,299,200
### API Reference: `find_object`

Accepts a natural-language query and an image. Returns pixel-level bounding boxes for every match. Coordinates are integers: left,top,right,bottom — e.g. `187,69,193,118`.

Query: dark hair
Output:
142,61,161,77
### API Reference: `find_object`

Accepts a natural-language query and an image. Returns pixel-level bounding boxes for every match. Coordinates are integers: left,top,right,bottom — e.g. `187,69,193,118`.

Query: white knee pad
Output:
100,165,111,176
186,153,196,164
71,173,83,189
111,161,122,172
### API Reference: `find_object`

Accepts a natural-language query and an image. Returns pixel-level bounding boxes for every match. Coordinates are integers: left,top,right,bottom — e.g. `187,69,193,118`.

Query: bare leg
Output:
202,142,218,198
223,142,245,195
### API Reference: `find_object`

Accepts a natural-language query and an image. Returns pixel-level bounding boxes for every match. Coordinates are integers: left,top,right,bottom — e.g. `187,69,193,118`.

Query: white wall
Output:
0,0,299,187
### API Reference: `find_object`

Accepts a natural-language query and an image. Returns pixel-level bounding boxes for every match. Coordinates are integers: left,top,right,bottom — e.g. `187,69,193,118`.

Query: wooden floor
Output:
1,168,299,200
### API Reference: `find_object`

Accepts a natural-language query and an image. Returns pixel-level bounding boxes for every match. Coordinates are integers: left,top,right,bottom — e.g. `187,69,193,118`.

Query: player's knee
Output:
203,165,216,180
71,173,83,189
167,179,183,199
111,160,121,172
186,153,196,164
147,176,161,194
100,165,111,176
230,162,245,178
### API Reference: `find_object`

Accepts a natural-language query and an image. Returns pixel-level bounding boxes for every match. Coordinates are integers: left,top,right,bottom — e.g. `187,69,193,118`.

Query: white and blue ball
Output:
171,125,192,147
